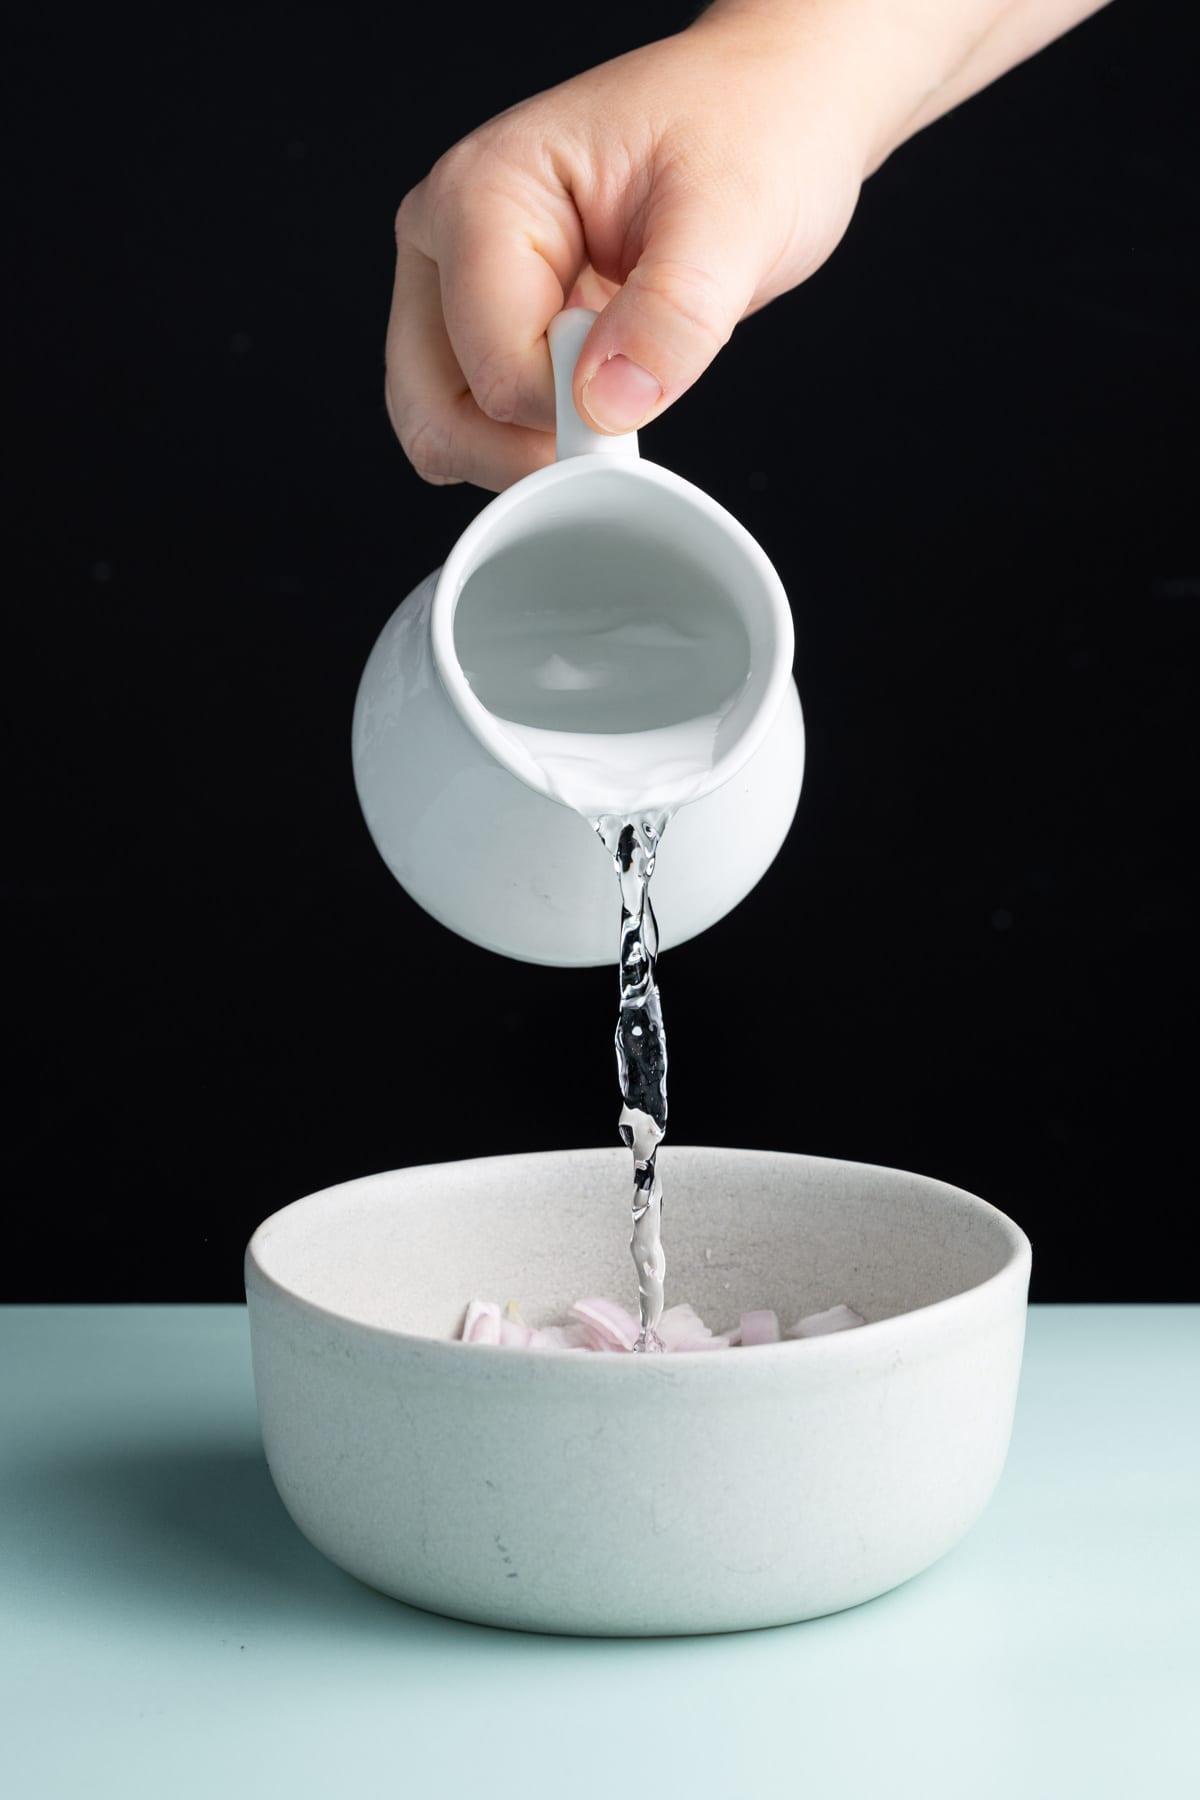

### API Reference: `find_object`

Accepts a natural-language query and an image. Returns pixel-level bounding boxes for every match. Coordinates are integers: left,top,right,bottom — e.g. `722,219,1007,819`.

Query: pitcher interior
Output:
453,520,752,735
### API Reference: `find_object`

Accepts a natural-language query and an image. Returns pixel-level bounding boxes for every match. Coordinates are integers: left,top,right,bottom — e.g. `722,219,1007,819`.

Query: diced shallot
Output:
738,1309,781,1346
570,1297,643,1352
656,1303,739,1352
787,1303,867,1338
457,1295,866,1351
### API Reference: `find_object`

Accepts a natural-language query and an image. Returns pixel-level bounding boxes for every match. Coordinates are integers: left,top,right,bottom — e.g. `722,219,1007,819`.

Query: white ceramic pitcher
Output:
352,309,804,966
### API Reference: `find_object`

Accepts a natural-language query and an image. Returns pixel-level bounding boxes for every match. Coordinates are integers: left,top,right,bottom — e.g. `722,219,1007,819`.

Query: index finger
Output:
385,232,557,492
430,176,584,435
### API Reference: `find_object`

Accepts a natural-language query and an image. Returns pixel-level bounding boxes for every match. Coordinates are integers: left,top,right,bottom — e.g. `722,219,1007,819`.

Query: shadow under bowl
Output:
245,1145,1031,1636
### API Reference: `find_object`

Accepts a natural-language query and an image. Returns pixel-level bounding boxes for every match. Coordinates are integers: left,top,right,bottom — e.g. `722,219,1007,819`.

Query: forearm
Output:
693,0,1114,173
875,0,1113,165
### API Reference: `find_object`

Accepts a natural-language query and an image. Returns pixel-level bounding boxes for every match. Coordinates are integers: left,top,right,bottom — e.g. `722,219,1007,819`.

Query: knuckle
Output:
393,184,424,246
468,349,521,426
395,144,477,245
397,409,460,485
423,141,479,220
395,147,486,263
634,260,732,353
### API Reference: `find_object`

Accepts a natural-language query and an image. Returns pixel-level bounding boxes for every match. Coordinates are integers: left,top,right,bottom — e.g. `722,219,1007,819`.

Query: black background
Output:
6,1,1196,1302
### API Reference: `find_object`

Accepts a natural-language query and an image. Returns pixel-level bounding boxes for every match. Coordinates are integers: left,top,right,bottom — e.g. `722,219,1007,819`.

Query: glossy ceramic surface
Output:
352,311,804,965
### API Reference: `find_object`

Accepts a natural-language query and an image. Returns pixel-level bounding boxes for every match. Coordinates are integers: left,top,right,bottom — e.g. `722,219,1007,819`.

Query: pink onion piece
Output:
655,1303,738,1351
787,1304,867,1339
496,1315,539,1347
529,1322,593,1352
461,1298,503,1345
458,1296,865,1350
570,1297,642,1352
738,1309,781,1346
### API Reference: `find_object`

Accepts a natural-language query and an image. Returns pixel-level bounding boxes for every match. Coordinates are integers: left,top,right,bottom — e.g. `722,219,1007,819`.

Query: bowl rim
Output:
244,1145,1032,1373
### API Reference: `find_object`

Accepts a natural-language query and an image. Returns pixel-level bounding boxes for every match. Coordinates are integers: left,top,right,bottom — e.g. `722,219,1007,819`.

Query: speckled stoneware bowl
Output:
245,1146,1031,1637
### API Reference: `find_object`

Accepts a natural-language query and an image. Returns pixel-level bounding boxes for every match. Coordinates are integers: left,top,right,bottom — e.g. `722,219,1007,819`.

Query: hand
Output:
385,0,1111,492
385,9,871,491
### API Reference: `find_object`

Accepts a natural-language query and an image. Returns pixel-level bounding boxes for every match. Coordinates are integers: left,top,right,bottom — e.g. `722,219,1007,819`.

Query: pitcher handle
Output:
548,309,641,463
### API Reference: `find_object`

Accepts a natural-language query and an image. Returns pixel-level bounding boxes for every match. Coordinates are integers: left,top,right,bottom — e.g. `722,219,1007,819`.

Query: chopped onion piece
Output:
570,1297,642,1352
739,1309,781,1346
461,1298,502,1345
496,1315,538,1347
788,1304,867,1338
656,1303,738,1351
457,1296,865,1350
530,1322,592,1352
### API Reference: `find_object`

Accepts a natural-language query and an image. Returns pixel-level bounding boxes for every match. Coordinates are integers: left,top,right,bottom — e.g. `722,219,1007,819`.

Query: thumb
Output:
572,197,759,435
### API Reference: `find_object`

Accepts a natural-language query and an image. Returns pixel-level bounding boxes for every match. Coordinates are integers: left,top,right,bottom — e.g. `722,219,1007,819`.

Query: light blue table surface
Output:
1,1305,1197,1799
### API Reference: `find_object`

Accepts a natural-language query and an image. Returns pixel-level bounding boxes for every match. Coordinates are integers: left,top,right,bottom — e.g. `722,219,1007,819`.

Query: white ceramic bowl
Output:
245,1146,1031,1636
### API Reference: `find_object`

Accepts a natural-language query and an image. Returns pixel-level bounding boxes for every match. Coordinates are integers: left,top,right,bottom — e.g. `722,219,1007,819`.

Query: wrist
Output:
690,0,1013,174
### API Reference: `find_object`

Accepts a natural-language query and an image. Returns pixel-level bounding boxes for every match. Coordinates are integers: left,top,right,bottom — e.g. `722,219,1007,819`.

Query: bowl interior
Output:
248,1146,1026,1341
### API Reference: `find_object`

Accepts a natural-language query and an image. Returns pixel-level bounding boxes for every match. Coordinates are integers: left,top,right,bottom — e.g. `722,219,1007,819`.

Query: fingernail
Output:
581,356,663,434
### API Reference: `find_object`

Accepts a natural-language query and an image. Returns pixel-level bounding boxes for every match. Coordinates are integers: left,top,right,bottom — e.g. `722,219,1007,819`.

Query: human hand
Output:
385,0,1110,491
385,6,880,490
